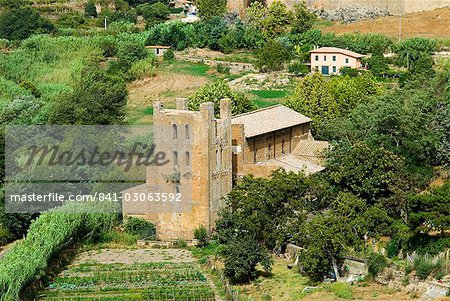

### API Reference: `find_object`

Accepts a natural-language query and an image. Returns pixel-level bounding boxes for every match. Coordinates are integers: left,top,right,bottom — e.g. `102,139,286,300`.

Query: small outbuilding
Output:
146,45,171,57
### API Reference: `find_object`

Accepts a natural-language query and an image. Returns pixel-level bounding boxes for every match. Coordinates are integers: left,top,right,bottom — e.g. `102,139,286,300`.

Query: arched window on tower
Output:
172,124,177,139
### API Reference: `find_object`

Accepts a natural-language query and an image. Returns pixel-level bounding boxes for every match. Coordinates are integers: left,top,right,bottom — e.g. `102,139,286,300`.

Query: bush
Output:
174,239,188,248
222,234,272,283
124,217,156,240
188,80,256,116
413,256,443,280
0,225,10,245
194,225,209,247
216,63,230,74
0,6,55,40
128,56,157,80
84,0,97,18
255,39,291,72
288,60,309,75
117,40,148,71
368,253,388,278
163,48,175,61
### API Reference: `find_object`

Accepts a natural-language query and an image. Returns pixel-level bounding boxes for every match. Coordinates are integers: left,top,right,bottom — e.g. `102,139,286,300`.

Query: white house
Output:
310,47,365,75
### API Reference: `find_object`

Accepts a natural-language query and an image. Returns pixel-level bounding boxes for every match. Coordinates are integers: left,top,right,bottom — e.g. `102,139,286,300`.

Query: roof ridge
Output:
231,104,282,119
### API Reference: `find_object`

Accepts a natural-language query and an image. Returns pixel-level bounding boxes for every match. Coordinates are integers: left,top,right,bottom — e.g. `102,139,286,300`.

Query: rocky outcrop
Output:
376,268,450,300
313,5,389,23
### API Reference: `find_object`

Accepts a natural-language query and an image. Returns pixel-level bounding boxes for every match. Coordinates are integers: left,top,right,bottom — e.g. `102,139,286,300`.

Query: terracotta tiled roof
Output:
310,47,365,58
231,105,311,138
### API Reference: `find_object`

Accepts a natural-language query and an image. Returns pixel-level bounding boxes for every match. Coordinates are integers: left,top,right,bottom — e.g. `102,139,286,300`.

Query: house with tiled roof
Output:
231,105,329,178
310,47,365,75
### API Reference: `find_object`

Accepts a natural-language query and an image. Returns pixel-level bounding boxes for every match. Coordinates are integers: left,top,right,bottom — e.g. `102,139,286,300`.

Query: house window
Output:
185,152,190,167
281,139,285,155
185,125,189,139
172,124,177,139
267,143,272,160
333,66,337,73
315,55,319,61
216,149,220,169
345,58,349,64
315,66,319,72
332,55,336,61
173,151,178,167
324,55,327,61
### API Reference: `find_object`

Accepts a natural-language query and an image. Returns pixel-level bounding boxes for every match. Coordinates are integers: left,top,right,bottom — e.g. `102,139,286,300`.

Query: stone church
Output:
122,99,328,240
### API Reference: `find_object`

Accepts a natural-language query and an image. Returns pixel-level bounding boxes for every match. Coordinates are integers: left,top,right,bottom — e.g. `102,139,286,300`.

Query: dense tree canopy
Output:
188,80,256,116
0,6,55,40
49,65,127,125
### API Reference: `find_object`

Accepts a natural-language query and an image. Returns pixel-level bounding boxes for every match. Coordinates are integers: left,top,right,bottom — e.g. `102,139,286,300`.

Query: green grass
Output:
325,282,354,299
254,99,280,109
176,62,210,77
250,90,288,99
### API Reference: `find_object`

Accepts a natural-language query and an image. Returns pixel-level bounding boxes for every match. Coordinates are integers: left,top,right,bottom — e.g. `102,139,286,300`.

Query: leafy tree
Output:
393,38,436,72
0,96,46,125
0,7,55,40
291,1,316,34
188,80,256,116
285,72,337,128
255,39,290,72
0,0,27,9
117,40,148,71
56,12,87,28
196,0,226,20
296,214,346,282
163,48,175,61
222,234,272,283
325,142,404,202
327,73,379,116
263,1,292,37
49,65,127,125
85,0,98,18
409,181,450,235
137,2,170,24
365,53,389,77
246,1,292,37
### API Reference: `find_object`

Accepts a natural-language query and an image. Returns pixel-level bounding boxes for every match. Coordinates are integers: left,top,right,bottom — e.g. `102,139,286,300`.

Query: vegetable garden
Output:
38,254,215,301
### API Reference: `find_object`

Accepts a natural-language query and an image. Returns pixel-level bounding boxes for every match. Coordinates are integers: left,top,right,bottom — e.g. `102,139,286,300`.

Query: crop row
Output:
49,270,207,289
43,283,212,296
67,262,196,273
41,284,214,301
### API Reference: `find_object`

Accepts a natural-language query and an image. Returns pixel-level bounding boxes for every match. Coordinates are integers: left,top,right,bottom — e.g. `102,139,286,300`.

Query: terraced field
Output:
37,249,215,301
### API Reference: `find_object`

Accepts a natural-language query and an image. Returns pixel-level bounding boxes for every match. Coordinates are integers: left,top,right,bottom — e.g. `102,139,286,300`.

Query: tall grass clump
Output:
0,201,118,301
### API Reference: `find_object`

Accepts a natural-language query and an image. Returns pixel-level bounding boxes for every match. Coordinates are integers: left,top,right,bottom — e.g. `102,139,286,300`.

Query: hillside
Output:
317,7,450,40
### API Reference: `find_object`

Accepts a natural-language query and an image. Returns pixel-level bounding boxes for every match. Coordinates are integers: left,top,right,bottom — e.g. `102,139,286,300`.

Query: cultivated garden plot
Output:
38,248,215,301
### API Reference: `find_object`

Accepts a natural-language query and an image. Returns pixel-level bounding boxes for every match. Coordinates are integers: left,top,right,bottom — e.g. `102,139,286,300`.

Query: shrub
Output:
174,239,188,248
194,225,209,247
84,0,98,18
188,80,256,116
163,48,175,62
327,282,354,299
0,225,10,245
368,253,388,278
255,39,291,72
128,56,157,80
340,67,361,77
216,63,230,74
413,256,443,280
288,60,309,75
117,40,148,71
0,6,55,40
124,217,156,240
